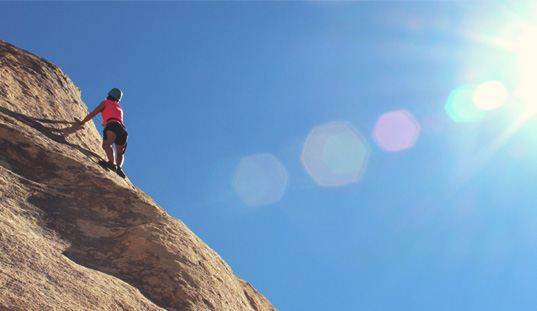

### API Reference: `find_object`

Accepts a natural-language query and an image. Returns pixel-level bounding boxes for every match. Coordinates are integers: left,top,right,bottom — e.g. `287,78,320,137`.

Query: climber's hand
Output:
75,118,85,128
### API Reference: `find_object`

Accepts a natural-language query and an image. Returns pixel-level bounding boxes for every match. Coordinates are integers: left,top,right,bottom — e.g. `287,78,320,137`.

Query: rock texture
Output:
0,39,276,311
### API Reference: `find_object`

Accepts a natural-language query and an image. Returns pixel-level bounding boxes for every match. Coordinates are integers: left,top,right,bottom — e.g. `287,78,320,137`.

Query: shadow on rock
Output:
0,106,100,160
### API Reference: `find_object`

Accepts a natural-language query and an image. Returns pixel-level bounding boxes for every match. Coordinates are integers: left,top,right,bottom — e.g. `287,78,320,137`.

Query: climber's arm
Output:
78,101,106,126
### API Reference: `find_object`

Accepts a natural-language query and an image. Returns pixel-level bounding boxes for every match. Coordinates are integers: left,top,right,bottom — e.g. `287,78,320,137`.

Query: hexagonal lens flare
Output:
301,122,370,186
232,153,288,206
373,110,421,152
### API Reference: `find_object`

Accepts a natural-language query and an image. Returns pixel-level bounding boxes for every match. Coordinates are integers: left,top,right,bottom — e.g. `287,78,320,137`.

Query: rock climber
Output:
77,88,128,178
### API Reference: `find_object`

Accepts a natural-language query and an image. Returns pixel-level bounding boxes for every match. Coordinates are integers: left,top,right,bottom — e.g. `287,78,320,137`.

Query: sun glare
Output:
472,81,508,111
515,85,537,119
514,29,537,82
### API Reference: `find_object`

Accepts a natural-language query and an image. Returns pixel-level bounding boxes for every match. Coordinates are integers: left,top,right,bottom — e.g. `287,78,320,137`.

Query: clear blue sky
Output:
4,1,537,310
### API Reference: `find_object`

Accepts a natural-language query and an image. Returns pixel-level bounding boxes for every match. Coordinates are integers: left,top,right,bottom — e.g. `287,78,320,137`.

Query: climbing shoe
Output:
98,160,117,172
116,166,126,178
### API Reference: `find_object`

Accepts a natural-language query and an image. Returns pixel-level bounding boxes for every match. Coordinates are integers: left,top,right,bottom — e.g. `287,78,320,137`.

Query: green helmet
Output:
108,88,123,101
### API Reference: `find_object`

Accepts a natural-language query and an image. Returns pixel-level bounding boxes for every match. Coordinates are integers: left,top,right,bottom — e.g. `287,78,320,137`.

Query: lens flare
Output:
445,85,486,123
373,110,421,152
301,122,370,186
232,154,288,206
473,81,508,111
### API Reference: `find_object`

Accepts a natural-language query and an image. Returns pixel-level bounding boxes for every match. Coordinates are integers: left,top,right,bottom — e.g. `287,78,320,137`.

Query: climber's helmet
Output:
108,88,123,102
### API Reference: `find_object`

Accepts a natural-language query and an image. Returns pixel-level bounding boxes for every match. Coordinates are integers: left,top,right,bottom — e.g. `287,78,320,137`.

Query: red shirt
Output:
101,100,123,124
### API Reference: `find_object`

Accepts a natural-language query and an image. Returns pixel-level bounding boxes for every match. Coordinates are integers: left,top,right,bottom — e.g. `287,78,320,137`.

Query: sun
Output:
445,14,537,122
512,28,537,110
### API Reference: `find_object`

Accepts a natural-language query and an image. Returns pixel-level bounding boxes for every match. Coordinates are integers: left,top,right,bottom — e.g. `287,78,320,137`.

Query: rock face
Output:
0,39,276,311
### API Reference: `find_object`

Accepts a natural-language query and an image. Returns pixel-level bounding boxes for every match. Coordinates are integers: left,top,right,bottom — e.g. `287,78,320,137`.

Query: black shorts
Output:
103,122,128,145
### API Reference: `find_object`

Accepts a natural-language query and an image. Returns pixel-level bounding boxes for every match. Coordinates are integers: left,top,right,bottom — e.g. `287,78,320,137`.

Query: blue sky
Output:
4,1,537,310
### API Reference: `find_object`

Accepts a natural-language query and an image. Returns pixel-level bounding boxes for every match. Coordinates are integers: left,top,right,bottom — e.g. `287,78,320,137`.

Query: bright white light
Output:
515,30,537,80
513,28,537,106
473,81,508,111
510,27,537,116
